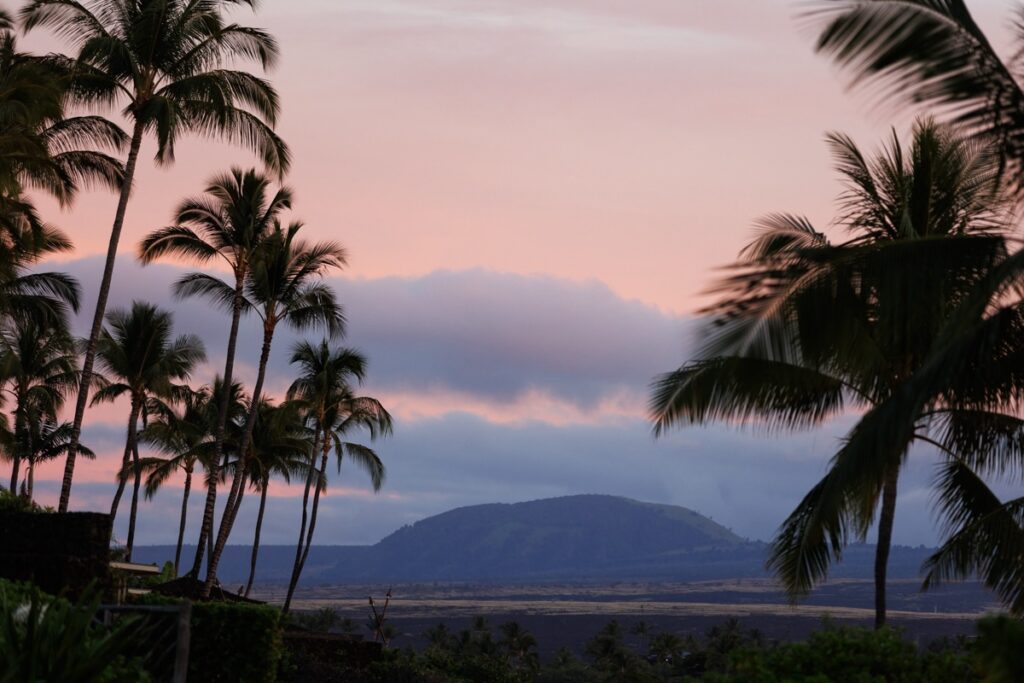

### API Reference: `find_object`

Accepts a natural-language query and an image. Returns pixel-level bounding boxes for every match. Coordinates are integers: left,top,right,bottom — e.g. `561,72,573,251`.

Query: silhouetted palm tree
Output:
93,301,205,560
226,398,310,597
803,0,1024,616
202,222,347,595
136,382,244,574
650,120,1012,627
21,0,290,511
282,340,391,613
23,419,93,502
139,167,291,576
0,318,78,495
0,24,125,242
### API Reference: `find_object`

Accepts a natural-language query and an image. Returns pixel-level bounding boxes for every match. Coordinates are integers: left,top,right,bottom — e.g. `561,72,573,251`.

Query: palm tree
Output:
138,167,291,576
795,0,1024,616
650,120,1011,627
0,24,125,242
20,0,291,512
22,419,94,502
137,387,215,573
201,221,347,595
0,318,78,495
282,340,391,614
226,398,310,597
92,301,205,561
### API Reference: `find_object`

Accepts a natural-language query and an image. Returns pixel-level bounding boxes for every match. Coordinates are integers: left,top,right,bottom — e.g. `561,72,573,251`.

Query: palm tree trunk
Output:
206,516,213,569
296,452,328,582
283,434,321,615
9,404,25,494
244,483,269,598
110,397,141,524
8,454,19,495
191,274,246,577
874,469,899,629
59,120,146,513
125,440,142,562
203,324,275,596
174,466,193,577
26,457,34,503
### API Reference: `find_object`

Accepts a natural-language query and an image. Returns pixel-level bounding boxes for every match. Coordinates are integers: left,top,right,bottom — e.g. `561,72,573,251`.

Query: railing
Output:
97,603,191,683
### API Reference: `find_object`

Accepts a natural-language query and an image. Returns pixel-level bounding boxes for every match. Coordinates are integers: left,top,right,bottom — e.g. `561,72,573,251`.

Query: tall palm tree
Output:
92,301,205,560
650,120,1011,627
798,0,1024,616
224,398,310,597
0,318,78,495
139,167,291,576
200,221,347,595
20,0,291,512
282,340,391,614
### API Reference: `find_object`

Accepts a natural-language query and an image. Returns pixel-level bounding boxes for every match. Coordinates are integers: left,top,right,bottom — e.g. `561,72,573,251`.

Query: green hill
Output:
328,494,750,581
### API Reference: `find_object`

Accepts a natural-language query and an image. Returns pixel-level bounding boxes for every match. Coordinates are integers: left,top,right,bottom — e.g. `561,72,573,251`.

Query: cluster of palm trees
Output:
0,0,391,603
653,0,1024,626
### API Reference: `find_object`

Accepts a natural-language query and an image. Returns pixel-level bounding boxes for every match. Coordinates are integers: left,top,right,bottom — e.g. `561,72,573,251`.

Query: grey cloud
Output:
57,257,689,409
42,257,965,553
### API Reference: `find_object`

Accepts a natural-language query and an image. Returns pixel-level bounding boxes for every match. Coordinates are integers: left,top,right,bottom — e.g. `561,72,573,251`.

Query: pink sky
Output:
28,0,1008,314
19,1,1021,547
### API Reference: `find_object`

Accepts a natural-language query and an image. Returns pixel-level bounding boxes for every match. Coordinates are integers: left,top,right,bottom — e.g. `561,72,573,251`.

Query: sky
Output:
22,0,1020,549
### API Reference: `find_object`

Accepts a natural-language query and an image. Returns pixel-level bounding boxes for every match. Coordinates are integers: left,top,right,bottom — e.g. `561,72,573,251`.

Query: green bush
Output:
973,615,1024,683
0,489,52,513
134,593,284,682
0,581,150,683
710,625,973,683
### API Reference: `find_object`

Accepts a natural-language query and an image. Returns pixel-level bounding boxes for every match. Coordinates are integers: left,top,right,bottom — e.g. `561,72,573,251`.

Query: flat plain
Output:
260,579,994,656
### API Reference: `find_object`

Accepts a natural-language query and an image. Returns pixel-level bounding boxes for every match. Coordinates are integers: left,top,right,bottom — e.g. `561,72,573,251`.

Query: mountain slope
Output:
133,495,942,584
328,495,749,581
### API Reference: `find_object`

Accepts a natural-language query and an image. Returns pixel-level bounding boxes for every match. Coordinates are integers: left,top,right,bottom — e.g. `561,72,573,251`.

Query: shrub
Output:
134,593,283,682
0,582,150,683
0,489,52,513
973,615,1024,683
713,625,973,683
190,601,283,682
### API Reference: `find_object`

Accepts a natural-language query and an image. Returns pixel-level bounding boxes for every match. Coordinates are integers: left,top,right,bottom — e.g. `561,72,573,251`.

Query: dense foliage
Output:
135,592,284,682
278,613,1024,683
0,579,149,683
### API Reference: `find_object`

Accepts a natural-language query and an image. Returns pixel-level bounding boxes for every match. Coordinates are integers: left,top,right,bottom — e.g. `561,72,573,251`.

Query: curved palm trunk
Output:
8,420,20,495
283,435,321,615
9,402,26,494
874,469,900,629
60,120,146,513
174,466,193,576
297,452,329,579
7,455,19,496
125,440,142,562
191,275,246,577
244,482,269,598
25,457,34,503
203,324,275,596
110,397,141,524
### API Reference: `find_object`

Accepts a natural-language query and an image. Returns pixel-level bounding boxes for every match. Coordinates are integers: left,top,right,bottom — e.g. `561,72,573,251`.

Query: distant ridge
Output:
352,494,746,580
134,495,939,584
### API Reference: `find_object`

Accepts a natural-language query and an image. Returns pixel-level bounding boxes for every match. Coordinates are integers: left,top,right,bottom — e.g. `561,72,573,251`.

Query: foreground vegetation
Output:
7,576,1024,683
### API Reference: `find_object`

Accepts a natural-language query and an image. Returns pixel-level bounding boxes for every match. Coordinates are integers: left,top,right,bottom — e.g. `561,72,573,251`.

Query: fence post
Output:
172,602,192,683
